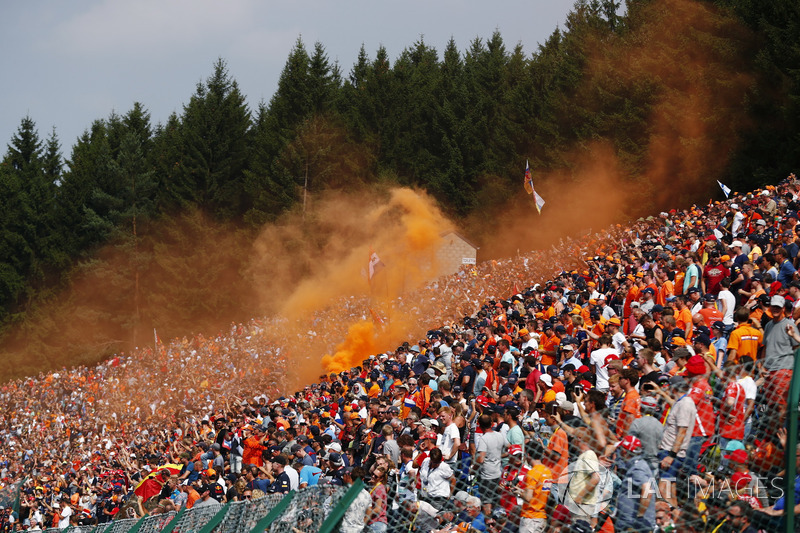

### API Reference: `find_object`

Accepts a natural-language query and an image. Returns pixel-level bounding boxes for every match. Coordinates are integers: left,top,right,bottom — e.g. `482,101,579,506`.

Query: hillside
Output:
0,0,797,380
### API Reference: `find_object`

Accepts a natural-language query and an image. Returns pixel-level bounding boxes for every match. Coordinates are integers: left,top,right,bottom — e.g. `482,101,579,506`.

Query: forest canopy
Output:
0,0,797,379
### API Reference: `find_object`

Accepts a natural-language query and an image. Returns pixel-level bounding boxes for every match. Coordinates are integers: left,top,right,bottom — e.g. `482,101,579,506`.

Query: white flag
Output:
717,180,731,198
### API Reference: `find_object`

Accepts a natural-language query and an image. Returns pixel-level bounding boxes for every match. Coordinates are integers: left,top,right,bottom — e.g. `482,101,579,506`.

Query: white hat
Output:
771,295,786,308
731,203,739,210
729,240,743,248
539,374,553,387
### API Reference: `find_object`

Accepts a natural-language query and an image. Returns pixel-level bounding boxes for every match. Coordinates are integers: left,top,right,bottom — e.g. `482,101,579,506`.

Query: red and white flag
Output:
368,248,385,281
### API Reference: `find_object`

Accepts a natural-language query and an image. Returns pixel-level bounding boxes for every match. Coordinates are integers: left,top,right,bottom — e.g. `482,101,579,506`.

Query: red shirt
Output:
703,264,730,295
689,378,716,438
719,381,746,440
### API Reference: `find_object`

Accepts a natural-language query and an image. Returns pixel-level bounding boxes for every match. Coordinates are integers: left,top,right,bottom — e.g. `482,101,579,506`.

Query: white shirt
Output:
590,347,617,391
439,423,460,463
285,465,299,490
522,337,540,351
738,376,757,422
419,458,454,498
58,505,73,529
601,305,617,319
718,290,736,325
732,211,745,235
612,331,627,355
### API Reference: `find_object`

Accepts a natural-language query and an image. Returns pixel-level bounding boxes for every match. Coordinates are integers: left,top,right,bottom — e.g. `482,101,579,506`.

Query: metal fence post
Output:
125,514,148,533
785,347,800,532
196,501,232,533
247,491,296,533
317,479,365,533
159,505,187,533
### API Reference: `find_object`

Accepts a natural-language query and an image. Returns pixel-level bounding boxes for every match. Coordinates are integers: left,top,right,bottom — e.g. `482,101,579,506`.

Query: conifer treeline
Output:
0,0,796,376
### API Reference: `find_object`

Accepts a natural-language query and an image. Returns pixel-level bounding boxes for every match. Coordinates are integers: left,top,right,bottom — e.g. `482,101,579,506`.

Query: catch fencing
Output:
43,482,360,533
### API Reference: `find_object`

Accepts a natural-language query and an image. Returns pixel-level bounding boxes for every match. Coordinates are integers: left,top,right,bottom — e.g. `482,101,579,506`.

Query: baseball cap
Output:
684,355,706,376
641,396,659,411
729,240,743,248
421,431,438,441
454,490,470,503
771,295,786,308
603,354,619,367
724,449,748,464
731,471,752,491
539,374,553,387
508,444,523,456
703,293,717,302
607,317,621,326
617,435,642,453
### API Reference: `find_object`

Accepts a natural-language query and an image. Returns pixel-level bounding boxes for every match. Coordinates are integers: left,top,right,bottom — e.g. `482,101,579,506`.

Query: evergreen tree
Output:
173,58,252,219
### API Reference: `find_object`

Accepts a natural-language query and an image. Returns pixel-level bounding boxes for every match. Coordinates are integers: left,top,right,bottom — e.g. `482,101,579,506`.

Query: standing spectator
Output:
516,440,552,533
473,414,504,508
614,435,656,532
762,295,800,425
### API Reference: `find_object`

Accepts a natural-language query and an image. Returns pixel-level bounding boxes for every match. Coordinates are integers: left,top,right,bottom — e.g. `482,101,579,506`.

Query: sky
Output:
1,0,576,156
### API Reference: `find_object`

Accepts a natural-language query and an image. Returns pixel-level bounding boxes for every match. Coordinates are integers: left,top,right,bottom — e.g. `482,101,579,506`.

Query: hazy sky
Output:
1,0,576,156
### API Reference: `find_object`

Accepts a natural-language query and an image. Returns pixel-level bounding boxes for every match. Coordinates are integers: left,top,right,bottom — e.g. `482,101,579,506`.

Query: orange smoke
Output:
474,0,754,259
321,320,377,373
244,186,454,382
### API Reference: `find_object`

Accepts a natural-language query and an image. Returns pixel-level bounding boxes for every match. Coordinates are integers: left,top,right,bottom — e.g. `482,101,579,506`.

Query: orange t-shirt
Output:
624,286,640,318
540,335,559,366
616,389,641,438
186,488,200,508
520,464,553,520
727,324,763,363
657,280,674,307
698,308,724,328
243,436,267,467
543,427,569,479
675,308,693,338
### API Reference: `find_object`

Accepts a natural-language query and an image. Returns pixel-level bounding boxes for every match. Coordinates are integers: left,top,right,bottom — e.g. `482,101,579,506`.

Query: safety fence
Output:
43,482,362,533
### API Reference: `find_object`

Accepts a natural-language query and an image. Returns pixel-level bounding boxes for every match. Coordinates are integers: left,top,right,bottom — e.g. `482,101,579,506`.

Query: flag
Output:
154,329,161,346
523,159,533,195
523,160,545,214
368,248,385,282
717,180,731,198
133,463,182,501
368,307,384,326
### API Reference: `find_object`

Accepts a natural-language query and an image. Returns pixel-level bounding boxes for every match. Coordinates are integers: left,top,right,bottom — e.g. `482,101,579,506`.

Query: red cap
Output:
577,365,590,373
724,449,748,464
603,354,620,367
617,435,642,453
508,444,523,456
731,471,752,491
684,355,706,376
476,395,490,407
422,431,438,441
579,380,593,393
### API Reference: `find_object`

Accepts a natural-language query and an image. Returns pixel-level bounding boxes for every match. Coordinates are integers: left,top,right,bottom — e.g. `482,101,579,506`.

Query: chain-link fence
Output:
38,485,354,533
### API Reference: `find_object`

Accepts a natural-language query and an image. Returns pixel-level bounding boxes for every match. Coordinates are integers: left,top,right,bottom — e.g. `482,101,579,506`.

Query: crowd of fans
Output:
0,177,800,532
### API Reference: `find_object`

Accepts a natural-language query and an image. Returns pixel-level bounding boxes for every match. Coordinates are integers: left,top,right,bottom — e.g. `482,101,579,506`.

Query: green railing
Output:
41,484,351,533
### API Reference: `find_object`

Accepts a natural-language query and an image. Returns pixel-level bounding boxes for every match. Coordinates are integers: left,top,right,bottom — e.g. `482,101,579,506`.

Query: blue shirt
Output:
773,475,800,511
778,259,796,287
299,465,323,487
470,512,487,532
